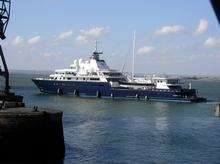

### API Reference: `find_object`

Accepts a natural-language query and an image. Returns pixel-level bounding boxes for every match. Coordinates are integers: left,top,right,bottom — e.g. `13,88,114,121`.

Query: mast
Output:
95,40,98,52
132,31,136,79
92,40,103,61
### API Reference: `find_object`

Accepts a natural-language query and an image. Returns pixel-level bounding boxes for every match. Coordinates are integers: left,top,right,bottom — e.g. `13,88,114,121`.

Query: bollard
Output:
215,104,220,117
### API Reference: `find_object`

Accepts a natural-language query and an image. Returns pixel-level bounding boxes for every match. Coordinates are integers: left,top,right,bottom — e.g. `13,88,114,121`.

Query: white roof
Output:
55,69,75,73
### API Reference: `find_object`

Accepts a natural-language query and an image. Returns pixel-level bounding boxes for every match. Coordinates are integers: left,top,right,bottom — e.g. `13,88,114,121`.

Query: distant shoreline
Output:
9,70,220,81
182,76,220,82
9,70,53,75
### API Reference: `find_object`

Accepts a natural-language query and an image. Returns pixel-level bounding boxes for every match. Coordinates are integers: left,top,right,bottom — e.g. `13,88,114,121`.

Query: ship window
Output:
168,79,179,84
107,78,121,82
103,72,122,76
90,78,100,81
76,78,78,80
67,77,71,80
83,78,85,80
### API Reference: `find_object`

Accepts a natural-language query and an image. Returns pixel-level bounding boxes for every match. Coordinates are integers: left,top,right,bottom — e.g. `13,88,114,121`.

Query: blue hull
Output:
32,79,206,103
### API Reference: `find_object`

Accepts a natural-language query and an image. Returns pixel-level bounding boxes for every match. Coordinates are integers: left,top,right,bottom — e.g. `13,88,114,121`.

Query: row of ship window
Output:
52,77,100,81
156,80,179,84
56,72,99,76
56,72,122,77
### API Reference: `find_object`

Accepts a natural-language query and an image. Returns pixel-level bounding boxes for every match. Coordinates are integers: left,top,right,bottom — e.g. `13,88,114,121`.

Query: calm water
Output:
4,73,220,163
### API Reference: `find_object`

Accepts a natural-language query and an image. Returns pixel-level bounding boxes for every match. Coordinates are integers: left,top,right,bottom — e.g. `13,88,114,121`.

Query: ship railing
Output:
35,77,44,80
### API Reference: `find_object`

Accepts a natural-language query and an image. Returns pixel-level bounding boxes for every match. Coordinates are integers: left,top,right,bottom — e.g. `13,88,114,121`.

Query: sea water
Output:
3,73,220,163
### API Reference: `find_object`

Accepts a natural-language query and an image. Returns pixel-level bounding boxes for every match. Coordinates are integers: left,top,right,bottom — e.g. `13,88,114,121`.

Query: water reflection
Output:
152,101,171,110
155,117,168,131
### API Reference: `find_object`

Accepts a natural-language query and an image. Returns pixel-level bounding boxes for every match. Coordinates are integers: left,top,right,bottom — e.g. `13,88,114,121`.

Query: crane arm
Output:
0,0,11,40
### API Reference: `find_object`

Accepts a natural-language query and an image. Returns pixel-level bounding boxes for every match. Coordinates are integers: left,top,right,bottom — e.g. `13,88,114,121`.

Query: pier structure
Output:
0,107,65,160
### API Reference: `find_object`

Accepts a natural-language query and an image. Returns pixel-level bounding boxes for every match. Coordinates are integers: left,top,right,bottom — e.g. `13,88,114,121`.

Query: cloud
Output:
75,35,88,44
41,52,65,65
56,30,73,41
12,36,24,46
137,46,155,55
42,52,62,59
204,37,220,48
154,25,185,36
42,52,53,58
189,53,220,61
76,27,109,44
195,19,208,35
28,36,41,45
52,30,73,46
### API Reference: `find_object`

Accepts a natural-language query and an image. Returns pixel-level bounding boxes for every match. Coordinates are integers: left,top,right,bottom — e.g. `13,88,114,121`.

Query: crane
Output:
0,0,24,108
0,0,10,93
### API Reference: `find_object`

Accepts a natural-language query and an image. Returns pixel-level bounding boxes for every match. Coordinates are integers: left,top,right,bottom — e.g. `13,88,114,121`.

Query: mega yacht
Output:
32,48,206,102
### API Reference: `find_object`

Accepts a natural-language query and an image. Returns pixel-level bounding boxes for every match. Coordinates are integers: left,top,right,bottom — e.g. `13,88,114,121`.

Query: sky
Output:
1,0,220,75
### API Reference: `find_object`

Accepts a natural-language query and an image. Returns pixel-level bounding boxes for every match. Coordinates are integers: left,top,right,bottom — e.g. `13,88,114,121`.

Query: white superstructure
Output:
41,45,183,90
46,50,127,84
133,75,183,90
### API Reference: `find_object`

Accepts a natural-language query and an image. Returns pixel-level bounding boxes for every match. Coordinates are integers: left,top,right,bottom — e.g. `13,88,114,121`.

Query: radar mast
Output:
92,40,103,61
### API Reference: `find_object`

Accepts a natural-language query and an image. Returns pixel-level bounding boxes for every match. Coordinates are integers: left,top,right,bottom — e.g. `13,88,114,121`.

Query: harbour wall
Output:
0,107,65,161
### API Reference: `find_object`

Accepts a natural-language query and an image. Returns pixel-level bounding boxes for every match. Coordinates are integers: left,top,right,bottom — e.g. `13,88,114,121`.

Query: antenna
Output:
121,53,127,73
92,40,103,61
132,30,136,79
95,40,98,52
